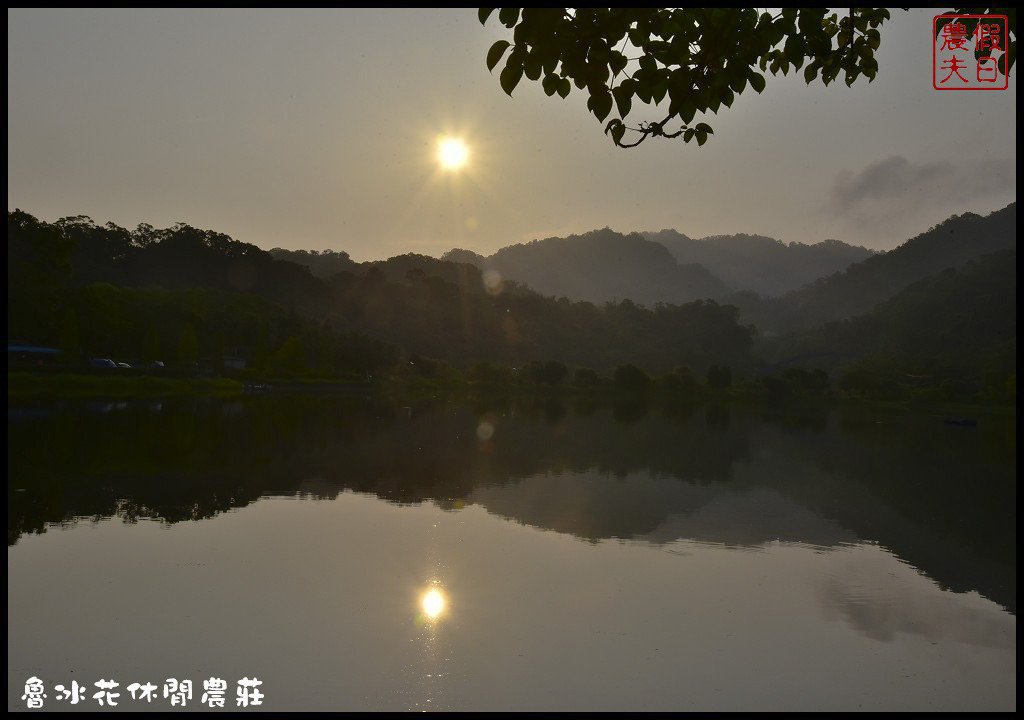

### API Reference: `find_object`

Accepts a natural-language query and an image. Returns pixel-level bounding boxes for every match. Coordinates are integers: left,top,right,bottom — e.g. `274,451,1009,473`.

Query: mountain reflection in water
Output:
7,394,1015,616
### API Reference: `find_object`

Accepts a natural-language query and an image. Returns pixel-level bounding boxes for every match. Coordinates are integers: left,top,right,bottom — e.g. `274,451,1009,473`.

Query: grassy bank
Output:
9,370,1015,421
8,371,245,398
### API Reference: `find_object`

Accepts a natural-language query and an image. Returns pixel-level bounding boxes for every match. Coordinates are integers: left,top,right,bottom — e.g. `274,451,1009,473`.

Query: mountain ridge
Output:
761,202,1017,332
444,227,732,307
643,230,876,296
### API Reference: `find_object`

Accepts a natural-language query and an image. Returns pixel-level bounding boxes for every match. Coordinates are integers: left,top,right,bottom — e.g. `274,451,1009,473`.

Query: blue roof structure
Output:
8,344,60,354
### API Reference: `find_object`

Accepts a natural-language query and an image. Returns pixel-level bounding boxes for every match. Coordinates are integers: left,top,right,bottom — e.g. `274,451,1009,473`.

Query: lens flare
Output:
482,269,503,295
476,420,495,441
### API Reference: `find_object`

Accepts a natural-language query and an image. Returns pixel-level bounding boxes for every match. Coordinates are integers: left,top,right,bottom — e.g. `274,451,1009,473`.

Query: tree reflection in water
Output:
7,394,1016,614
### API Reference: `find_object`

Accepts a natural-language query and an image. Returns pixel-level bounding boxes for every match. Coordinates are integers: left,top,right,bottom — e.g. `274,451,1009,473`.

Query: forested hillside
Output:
8,211,755,377
9,203,1015,401
774,248,1016,400
750,204,1017,333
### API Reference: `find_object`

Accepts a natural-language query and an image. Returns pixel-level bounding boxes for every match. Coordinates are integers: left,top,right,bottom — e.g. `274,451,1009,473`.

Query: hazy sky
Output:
7,8,1017,261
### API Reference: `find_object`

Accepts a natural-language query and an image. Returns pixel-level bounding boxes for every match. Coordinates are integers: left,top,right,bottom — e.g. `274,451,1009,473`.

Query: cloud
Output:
820,153,1015,246
820,574,1014,649
830,154,1014,217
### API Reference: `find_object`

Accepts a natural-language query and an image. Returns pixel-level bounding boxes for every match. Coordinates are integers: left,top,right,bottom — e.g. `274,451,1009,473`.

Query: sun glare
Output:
437,137,469,170
422,588,446,619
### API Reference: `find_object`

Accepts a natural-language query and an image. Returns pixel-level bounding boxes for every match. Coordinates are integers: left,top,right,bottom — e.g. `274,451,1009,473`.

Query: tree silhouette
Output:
58,308,81,362
480,8,1015,147
176,322,199,368
276,335,306,374
614,363,651,392
707,364,732,390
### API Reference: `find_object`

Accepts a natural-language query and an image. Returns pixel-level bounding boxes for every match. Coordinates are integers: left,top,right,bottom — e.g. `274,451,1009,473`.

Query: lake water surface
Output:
8,395,1016,711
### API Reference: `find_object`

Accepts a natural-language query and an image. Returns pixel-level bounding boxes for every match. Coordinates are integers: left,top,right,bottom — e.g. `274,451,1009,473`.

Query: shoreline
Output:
7,370,1015,419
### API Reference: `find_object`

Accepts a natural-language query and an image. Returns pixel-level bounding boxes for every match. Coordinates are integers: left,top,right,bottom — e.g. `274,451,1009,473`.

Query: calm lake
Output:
7,394,1016,712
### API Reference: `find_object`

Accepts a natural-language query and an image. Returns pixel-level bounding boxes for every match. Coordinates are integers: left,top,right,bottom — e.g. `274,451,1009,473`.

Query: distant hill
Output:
364,253,488,293
269,248,358,279
443,228,730,306
644,230,875,297
762,203,1017,332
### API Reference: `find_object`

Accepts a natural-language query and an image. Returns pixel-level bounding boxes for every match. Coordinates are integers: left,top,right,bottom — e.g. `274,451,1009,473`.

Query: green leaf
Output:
611,122,626,146
612,84,632,117
557,77,571,98
837,19,851,48
605,119,626,146
498,8,520,29
500,62,524,96
652,80,668,104
696,130,708,146
784,35,805,64
679,99,697,124
524,53,542,81
609,50,628,76
513,20,530,45
486,41,511,72
749,70,766,93
804,64,818,83
478,8,496,25
541,53,558,75
587,90,613,121
694,122,713,134
683,128,695,143
542,73,559,97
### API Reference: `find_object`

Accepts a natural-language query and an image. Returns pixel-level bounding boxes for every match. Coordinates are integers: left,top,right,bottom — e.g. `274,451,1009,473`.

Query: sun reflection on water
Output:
422,587,446,620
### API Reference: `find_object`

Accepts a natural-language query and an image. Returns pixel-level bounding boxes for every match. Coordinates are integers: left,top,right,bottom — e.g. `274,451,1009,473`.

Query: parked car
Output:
88,358,118,369
116,362,132,369
129,360,165,369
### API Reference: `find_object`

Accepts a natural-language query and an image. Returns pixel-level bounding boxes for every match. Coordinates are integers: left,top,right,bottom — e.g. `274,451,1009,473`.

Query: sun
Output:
437,137,469,171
